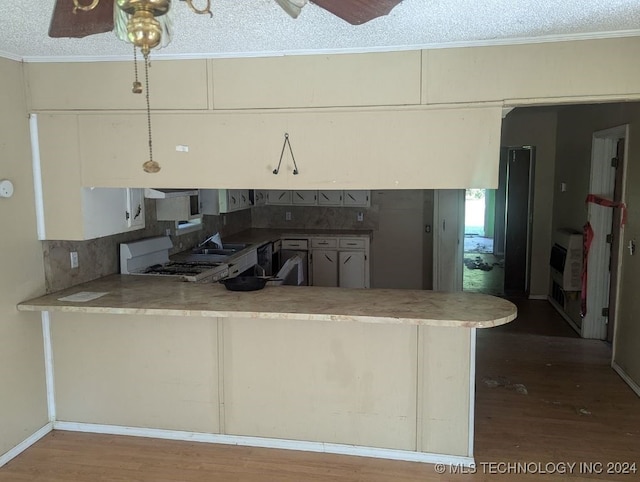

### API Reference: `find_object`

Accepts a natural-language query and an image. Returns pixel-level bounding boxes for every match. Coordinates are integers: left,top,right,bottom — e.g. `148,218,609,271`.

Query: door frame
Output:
503,146,536,295
584,125,628,340
433,189,465,291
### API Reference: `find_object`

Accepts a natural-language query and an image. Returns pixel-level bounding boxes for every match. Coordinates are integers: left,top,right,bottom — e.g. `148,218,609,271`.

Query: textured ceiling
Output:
1,0,639,62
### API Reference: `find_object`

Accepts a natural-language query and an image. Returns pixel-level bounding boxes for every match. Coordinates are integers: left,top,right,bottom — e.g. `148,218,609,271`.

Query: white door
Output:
433,189,464,292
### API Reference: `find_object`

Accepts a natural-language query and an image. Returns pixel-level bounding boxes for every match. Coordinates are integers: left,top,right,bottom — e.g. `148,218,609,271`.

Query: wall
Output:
251,204,378,230
0,59,48,457
371,190,427,289
43,203,251,293
251,190,429,290
501,107,559,297
553,102,640,388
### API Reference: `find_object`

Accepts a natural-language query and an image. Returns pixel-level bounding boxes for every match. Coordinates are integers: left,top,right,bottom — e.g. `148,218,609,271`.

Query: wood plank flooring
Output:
1,299,639,481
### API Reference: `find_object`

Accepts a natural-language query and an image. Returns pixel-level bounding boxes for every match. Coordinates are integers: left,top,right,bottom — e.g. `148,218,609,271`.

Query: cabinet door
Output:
339,251,366,289
311,250,338,287
200,189,221,215
253,189,267,206
126,188,145,229
318,190,343,206
238,189,251,209
292,190,317,205
267,190,292,205
227,189,241,211
343,190,370,207
82,188,143,239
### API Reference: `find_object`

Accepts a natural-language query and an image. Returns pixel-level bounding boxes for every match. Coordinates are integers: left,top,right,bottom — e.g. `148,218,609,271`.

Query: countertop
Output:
18,274,517,328
223,228,373,247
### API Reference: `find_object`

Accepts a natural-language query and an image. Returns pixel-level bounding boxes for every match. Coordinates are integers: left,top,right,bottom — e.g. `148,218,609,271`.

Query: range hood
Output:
144,188,199,199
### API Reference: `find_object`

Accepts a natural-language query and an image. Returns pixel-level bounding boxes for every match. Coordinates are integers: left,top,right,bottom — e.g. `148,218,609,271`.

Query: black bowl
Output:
220,276,269,291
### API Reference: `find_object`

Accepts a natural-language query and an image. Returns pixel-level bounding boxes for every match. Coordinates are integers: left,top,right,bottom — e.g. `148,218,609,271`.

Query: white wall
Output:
0,58,48,457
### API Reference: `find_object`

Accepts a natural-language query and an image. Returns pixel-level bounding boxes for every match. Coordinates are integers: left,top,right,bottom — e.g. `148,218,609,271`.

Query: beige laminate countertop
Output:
18,275,517,328
223,228,373,246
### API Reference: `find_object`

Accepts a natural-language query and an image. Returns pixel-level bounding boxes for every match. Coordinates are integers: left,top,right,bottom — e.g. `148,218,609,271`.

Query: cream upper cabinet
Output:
291,190,317,206
200,189,252,214
31,114,146,240
252,190,267,206
267,190,292,205
77,106,502,190
343,190,370,207
26,60,209,111
318,190,343,206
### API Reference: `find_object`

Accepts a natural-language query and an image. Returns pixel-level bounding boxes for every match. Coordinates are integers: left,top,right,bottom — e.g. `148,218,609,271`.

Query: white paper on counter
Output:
57,291,109,302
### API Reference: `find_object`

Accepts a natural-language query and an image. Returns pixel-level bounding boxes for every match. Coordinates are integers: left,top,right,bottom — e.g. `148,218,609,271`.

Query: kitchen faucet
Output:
198,232,222,248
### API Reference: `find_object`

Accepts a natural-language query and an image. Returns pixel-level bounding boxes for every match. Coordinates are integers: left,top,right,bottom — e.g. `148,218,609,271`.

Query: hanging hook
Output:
273,133,299,175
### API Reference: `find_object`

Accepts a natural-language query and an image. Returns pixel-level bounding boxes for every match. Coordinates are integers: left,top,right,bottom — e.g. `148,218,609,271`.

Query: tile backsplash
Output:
251,205,378,230
42,198,374,293
42,199,251,293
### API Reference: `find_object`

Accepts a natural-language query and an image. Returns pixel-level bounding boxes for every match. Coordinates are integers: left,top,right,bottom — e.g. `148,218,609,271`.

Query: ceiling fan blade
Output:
275,0,308,19
49,0,115,38
312,0,402,25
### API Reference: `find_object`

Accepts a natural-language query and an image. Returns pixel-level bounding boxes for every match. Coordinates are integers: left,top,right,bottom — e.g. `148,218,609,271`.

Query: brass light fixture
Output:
73,0,212,57
72,0,212,173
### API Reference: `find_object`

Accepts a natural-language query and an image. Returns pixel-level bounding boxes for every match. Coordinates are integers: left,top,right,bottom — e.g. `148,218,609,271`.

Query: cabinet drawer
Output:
339,238,366,249
281,239,308,250
311,238,338,249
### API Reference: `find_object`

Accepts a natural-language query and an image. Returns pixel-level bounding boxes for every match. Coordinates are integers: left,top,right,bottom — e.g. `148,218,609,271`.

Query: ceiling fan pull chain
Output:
72,0,99,14
132,45,142,94
272,133,299,175
185,0,213,17
142,53,160,173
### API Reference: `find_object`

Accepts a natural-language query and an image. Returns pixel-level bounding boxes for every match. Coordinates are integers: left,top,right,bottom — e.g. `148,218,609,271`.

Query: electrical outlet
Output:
285,211,292,221
357,212,364,222
70,251,79,269
165,228,171,236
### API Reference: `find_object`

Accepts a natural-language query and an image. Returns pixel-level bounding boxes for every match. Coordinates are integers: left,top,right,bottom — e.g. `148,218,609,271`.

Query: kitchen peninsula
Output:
19,275,516,465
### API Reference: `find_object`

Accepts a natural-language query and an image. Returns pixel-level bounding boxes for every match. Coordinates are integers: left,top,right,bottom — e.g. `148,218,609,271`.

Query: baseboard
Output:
548,296,581,336
0,422,53,468
53,421,475,467
612,361,640,398
528,294,548,300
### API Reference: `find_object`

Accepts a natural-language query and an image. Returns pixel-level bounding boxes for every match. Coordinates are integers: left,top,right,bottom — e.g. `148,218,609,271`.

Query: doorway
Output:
462,146,535,297
462,188,504,295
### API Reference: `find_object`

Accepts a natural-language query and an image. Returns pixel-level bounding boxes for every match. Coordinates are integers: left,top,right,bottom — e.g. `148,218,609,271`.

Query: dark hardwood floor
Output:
1,299,638,481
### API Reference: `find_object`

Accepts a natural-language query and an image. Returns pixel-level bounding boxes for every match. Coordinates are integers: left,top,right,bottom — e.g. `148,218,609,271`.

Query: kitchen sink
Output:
193,248,237,256
192,243,249,256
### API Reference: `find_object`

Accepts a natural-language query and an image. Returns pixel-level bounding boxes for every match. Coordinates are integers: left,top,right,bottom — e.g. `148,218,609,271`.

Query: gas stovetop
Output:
120,236,229,282
142,261,225,276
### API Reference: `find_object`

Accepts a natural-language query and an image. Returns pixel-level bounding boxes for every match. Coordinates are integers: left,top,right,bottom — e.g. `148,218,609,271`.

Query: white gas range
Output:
120,236,229,283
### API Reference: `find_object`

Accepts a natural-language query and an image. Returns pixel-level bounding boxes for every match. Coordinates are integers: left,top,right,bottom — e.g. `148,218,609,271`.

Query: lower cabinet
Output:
310,237,369,288
339,251,367,288
311,250,339,287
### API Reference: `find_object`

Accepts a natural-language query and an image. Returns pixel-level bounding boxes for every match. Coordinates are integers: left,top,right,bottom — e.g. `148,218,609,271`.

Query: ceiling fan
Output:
47,0,402,174
49,0,404,51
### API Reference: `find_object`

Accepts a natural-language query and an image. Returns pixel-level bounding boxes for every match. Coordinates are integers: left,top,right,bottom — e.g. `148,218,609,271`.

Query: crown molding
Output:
4,29,640,63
